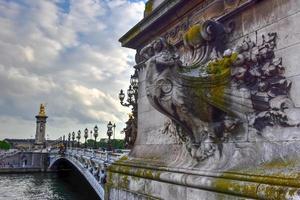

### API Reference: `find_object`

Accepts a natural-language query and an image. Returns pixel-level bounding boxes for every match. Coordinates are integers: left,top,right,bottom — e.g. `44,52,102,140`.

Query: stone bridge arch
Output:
49,156,104,200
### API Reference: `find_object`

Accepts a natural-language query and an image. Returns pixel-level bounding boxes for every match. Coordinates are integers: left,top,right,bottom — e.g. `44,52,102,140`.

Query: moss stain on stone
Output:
183,24,203,47
261,159,296,169
106,157,163,195
122,26,141,45
214,159,300,200
119,174,130,190
213,178,258,198
184,52,238,116
144,0,153,17
206,52,237,109
114,155,129,165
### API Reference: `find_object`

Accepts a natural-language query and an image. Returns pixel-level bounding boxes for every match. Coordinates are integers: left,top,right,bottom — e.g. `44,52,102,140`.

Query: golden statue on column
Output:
38,104,46,116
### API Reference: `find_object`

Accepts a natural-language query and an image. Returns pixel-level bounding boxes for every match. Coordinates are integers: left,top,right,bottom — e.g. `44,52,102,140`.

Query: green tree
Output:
82,138,125,150
86,139,96,148
111,139,125,149
0,140,10,150
98,139,108,149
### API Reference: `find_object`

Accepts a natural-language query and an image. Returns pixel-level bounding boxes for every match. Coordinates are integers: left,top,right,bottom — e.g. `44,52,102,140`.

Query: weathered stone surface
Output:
145,180,187,200
290,75,300,107
257,12,300,53
276,44,300,78
110,0,300,199
186,187,254,200
137,95,153,114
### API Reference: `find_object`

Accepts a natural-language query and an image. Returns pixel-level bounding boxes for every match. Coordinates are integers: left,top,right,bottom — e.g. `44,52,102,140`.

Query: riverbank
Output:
0,167,72,173
0,167,48,173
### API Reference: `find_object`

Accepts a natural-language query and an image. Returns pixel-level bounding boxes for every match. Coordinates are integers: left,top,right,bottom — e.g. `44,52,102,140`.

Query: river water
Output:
0,172,100,200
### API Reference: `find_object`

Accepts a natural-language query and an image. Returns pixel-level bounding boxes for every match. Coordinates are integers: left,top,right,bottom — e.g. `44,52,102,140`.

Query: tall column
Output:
35,104,48,148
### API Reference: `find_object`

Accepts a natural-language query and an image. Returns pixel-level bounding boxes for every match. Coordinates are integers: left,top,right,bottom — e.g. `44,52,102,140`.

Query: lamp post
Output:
46,134,49,148
63,135,66,148
77,130,81,148
113,123,116,139
68,133,71,148
119,69,138,149
118,69,138,118
84,128,88,148
72,131,75,148
93,125,98,149
107,121,113,151
90,130,93,149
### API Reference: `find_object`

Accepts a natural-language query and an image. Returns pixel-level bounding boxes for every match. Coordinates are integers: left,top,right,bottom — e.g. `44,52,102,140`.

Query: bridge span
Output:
49,149,127,200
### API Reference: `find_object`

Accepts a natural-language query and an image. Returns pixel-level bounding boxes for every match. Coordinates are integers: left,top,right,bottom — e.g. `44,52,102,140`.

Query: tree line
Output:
0,140,11,150
69,139,125,149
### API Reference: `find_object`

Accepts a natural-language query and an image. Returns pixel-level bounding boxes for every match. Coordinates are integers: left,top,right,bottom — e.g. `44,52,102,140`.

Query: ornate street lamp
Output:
77,130,81,148
119,89,125,103
107,121,113,151
63,135,66,148
130,69,138,91
113,123,116,139
93,125,98,149
119,69,138,118
72,131,75,148
84,128,88,148
68,133,71,148
118,69,139,149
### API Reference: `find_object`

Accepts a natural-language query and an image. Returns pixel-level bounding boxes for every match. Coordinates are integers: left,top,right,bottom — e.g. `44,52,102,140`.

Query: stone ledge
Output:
119,0,258,49
107,158,300,199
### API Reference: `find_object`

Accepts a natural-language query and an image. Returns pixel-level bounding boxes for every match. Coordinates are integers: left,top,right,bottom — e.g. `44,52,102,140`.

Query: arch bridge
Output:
49,149,126,200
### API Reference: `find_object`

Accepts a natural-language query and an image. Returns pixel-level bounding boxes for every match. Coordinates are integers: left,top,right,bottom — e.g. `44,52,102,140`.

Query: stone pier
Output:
106,0,300,199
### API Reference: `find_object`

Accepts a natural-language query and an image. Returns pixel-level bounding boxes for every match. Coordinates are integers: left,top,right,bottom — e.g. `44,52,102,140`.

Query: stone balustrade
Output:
0,149,19,160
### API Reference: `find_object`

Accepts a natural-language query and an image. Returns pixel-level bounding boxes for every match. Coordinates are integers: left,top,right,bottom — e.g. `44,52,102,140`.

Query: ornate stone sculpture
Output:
122,115,137,149
160,118,185,144
141,20,300,161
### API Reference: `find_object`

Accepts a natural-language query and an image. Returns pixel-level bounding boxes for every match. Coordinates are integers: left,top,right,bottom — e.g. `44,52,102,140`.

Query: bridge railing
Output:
0,149,19,160
47,148,125,168
63,148,124,164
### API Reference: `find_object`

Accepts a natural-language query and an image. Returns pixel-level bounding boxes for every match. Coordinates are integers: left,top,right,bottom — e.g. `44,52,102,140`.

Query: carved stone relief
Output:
159,118,186,145
122,115,137,149
143,0,248,49
141,19,300,161
163,19,189,46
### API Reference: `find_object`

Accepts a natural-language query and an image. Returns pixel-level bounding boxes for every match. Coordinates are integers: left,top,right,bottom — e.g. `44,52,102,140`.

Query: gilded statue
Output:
39,104,46,116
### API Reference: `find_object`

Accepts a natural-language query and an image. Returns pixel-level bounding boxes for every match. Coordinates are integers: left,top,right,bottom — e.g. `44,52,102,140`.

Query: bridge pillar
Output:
108,0,300,199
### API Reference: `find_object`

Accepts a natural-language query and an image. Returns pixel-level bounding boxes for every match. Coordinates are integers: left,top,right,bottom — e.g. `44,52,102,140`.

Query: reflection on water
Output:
0,172,100,200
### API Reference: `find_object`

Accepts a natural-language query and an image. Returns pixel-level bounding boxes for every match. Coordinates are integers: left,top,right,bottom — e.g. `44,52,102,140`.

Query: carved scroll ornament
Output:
141,20,300,161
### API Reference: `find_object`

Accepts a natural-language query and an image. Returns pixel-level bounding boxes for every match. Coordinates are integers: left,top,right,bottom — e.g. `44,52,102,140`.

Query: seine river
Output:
0,172,100,200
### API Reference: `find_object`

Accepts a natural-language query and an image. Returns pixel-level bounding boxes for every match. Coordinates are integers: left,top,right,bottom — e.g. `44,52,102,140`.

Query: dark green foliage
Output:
0,140,11,150
111,139,125,149
83,138,125,149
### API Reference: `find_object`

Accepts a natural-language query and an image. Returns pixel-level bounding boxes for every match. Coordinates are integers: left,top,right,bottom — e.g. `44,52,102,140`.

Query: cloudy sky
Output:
0,0,145,141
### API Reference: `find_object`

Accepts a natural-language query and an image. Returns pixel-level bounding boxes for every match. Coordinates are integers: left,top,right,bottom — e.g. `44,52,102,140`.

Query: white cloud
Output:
0,0,145,140
22,46,35,62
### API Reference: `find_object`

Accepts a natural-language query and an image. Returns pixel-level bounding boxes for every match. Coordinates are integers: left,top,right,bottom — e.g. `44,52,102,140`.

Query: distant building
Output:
4,104,52,150
3,139,35,150
3,139,58,150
